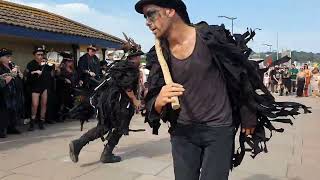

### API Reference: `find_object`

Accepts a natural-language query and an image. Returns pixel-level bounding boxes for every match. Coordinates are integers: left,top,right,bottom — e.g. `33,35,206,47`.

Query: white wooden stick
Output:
155,38,180,110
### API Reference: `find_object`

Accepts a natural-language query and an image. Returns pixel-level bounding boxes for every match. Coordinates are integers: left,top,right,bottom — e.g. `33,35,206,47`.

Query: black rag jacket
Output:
144,21,311,168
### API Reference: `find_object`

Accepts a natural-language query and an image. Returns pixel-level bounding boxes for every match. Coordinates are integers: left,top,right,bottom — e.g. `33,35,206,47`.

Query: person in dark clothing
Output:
296,68,306,97
136,2,237,179
282,67,291,95
269,67,277,93
0,48,22,138
77,45,102,89
0,75,9,138
271,67,282,94
135,1,310,180
68,40,143,164
25,46,52,131
0,79,5,90
44,58,59,124
278,68,285,96
56,52,81,121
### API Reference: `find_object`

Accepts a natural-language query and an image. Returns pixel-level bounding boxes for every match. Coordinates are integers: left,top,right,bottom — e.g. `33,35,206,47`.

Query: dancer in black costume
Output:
135,1,311,179
68,36,144,163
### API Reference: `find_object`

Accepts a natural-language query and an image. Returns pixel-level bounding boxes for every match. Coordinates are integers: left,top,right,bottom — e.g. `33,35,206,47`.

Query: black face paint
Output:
144,9,160,22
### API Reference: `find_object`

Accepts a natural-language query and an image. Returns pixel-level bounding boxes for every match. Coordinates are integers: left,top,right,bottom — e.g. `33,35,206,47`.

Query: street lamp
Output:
262,43,272,52
218,15,237,35
254,28,262,31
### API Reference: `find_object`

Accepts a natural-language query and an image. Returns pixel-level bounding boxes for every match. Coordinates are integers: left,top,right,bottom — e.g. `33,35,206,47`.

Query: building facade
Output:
0,1,124,68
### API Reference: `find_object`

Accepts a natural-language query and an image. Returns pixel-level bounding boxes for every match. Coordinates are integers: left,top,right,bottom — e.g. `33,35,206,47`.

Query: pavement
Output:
0,96,319,180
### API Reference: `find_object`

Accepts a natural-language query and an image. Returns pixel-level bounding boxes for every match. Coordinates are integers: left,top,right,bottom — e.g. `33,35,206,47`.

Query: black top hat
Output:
33,46,46,55
0,48,13,58
135,0,190,24
59,52,73,61
87,45,98,51
127,50,144,58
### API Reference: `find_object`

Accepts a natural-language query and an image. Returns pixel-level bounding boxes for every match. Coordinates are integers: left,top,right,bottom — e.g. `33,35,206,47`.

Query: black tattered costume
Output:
144,22,311,168
0,48,24,137
55,52,80,121
69,58,141,164
0,64,23,135
25,60,53,94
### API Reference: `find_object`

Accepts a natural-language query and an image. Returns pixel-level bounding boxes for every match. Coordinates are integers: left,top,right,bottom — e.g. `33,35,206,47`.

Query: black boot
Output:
28,119,35,131
0,129,7,138
57,105,68,123
69,127,102,163
7,127,21,134
38,120,45,130
69,138,89,163
100,145,121,163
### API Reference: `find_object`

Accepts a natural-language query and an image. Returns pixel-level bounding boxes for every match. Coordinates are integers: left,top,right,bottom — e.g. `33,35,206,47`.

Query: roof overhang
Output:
0,23,122,49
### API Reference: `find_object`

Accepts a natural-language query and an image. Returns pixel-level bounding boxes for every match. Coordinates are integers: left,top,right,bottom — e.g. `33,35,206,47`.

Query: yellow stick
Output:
155,38,180,110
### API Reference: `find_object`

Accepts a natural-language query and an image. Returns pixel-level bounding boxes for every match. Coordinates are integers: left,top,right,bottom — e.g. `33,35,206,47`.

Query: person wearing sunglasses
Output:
25,46,51,131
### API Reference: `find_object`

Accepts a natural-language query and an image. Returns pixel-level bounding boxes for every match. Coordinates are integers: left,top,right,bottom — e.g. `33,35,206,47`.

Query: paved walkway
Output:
0,96,319,180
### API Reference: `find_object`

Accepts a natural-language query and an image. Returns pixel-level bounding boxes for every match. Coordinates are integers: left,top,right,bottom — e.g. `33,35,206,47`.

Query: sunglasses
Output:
144,9,160,22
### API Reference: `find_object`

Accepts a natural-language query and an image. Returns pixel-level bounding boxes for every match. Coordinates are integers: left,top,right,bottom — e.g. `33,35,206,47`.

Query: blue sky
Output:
7,0,320,53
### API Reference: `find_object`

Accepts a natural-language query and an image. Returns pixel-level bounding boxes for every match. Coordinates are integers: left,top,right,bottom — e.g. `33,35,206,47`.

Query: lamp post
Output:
218,16,237,35
276,32,279,60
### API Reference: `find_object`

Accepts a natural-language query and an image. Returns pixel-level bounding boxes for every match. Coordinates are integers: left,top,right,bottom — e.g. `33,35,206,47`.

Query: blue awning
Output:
0,23,122,49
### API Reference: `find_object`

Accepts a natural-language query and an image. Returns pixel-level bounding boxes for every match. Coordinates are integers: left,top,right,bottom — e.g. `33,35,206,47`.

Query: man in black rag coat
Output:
68,39,144,164
135,0,311,180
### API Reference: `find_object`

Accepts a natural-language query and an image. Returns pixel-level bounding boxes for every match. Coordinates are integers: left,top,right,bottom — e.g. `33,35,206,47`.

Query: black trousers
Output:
297,78,305,97
46,89,60,121
291,80,297,92
0,109,17,131
283,78,292,93
0,110,9,132
170,124,234,180
80,126,123,147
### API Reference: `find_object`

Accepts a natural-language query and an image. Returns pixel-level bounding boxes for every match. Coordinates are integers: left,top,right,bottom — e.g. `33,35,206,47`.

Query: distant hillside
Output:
251,51,320,63
291,51,320,62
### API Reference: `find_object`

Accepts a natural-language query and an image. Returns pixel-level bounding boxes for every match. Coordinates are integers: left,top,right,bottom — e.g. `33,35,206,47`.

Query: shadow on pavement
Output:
245,174,302,180
80,137,171,167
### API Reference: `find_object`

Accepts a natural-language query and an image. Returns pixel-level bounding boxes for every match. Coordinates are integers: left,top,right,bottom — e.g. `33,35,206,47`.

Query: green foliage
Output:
291,51,320,63
253,51,320,63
